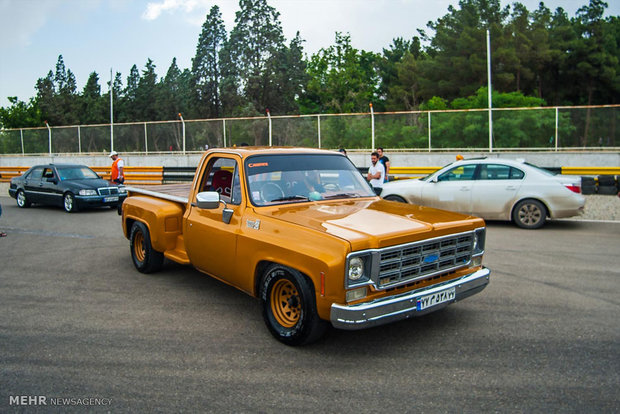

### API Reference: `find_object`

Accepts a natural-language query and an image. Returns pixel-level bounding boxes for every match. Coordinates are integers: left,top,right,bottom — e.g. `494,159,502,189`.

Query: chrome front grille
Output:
378,233,474,288
98,187,119,196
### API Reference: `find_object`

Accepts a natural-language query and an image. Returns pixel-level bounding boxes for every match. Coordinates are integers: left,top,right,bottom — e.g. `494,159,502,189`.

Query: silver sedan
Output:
380,158,585,229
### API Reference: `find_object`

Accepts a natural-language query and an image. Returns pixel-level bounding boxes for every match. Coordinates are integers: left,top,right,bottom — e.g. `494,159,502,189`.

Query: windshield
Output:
57,166,100,180
245,154,375,206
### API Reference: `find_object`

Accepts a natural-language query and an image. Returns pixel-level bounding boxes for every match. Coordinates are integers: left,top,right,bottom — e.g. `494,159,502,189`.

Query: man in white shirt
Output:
366,151,385,195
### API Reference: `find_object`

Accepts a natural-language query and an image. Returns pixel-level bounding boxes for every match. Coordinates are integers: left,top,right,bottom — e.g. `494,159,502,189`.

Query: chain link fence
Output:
1,105,617,155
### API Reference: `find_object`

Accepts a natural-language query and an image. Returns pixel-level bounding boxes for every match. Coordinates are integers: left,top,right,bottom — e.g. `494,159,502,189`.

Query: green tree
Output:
0,97,43,128
225,0,286,115
302,32,380,114
192,5,227,118
80,72,106,124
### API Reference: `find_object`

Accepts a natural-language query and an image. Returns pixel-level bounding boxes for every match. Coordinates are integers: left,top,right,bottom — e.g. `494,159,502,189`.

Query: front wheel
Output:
512,199,547,229
16,189,31,208
260,264,327,346
130,221,164,273
63,193,78,213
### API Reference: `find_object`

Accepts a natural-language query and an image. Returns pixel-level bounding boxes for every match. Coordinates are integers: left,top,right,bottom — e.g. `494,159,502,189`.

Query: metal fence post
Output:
223,119,227,147
20,128,24,155
179,113,186,154
370,103,375,150
317,115,321,149
428,111,432,152
555,107,559,152
78,125,82,154
45,121,52,155
144,122,148,153
267,109,272,146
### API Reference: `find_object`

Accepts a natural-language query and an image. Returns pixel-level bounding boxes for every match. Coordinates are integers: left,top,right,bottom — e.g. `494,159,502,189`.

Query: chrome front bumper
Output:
330,267,490,330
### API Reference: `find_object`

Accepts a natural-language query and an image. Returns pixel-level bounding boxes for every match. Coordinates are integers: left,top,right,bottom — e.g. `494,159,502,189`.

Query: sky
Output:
0,0,618,108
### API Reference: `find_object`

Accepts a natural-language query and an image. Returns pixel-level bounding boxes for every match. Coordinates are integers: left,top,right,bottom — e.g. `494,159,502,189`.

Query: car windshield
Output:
245,154,375,206
57,166,100,180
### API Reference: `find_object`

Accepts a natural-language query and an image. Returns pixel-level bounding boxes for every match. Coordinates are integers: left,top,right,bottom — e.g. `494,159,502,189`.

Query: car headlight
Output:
346,254,372,288
118,186,127,194
348,257,365,280
79,189,97,196
473,227,486,256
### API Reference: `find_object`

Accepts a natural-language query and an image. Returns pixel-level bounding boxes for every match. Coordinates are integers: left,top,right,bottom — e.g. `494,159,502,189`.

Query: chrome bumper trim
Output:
330,267,490,330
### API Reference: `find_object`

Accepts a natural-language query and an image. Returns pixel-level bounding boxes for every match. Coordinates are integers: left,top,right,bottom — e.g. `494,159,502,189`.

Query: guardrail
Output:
0,166,163,185
1,166,618,196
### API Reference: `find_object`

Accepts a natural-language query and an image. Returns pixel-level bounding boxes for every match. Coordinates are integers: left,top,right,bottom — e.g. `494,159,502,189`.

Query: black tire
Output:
16,189,31,208
129,221,164,273
581,185,597,195
512,199,547,229
260,264,327,346
597,175,616,187
581,176,596,187
384,194,407,203
597,185,618,195
63,192,79,213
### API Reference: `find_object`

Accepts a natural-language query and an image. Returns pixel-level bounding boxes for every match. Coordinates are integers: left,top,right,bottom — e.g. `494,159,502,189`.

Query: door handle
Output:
460,187,470,191
505,186,516,190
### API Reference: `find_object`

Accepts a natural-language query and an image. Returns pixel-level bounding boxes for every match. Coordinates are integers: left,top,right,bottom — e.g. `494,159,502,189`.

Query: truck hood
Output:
257,198,483,251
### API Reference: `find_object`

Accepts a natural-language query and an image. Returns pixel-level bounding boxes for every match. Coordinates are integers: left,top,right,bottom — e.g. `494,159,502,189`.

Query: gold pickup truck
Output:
121,147,490,345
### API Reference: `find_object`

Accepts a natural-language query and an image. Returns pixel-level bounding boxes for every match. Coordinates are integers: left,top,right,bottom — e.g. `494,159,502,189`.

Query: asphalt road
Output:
0,195,618,413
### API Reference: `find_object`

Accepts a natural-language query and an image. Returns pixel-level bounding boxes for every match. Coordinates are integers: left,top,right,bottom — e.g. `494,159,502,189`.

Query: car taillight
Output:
564,184,581,194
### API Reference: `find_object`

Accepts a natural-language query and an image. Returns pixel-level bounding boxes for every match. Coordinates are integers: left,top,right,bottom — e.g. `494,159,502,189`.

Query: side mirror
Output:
430,176,438,183
195,191,221,209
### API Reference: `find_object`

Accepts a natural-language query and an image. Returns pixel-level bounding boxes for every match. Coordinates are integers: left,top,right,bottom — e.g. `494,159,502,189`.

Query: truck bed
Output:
125,183,192,204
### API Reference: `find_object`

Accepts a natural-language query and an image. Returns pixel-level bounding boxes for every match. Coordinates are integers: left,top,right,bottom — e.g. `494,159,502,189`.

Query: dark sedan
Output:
8,164,127,212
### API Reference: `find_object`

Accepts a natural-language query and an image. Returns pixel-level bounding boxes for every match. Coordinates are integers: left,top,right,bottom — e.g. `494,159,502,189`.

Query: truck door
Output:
184,156,243,284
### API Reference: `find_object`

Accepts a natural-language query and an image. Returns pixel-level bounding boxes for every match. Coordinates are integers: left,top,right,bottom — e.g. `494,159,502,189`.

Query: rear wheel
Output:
512,199,546,229
384,194,407,203
63,193,78,213
260,264,327,346
16,189,31,208
130,221,164,273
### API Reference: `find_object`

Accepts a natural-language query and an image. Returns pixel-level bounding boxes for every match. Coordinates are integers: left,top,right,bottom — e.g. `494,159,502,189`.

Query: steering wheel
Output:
260,182,285,202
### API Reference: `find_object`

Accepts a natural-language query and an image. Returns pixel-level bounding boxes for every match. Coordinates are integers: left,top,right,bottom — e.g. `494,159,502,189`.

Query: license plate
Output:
104,196,119,202
416,287,455,311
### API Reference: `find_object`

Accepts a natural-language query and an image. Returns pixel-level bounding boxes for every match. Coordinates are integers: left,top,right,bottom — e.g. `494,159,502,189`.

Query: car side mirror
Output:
430,176,438,183
195,191,221,209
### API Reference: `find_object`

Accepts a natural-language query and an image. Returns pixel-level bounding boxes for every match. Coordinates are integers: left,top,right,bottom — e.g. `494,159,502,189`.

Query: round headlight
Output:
348,257,364,281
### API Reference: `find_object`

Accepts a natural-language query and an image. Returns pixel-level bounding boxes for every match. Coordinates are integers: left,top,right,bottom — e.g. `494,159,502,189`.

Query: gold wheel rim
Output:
134,231,145,262
270,279,301,328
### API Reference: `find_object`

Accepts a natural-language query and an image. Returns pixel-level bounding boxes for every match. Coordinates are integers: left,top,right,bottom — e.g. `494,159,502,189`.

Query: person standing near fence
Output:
109,151,125,184
377,147,390,182
367,151,385,196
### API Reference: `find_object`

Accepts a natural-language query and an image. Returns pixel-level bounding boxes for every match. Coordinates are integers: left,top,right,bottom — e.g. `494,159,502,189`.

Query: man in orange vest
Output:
109,151,125,184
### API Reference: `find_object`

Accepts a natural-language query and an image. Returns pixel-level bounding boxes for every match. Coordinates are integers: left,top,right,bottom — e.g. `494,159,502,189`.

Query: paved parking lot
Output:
0,195,618,412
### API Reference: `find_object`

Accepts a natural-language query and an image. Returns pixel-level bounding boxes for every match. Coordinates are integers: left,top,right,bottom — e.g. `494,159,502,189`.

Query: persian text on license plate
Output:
104,196,119,202
416,287,456,311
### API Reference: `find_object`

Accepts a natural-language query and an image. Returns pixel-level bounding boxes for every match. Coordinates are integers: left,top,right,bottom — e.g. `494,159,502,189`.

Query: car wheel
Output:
384,195,407,203
260,264,327,346
63,193,79,213
512,199,547,229
16,189,31,208
130,221,164,273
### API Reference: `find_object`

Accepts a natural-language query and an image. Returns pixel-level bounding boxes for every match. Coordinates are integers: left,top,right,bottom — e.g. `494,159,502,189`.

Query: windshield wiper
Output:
323,193,361,199
270,195,310,202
